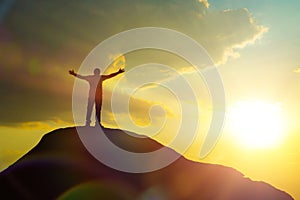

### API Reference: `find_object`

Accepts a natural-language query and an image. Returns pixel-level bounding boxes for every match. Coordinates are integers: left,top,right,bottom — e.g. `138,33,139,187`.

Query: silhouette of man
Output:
69,68,125,126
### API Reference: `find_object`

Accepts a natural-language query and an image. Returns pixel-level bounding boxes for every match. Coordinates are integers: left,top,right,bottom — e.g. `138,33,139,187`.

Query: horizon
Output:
1,0,300,199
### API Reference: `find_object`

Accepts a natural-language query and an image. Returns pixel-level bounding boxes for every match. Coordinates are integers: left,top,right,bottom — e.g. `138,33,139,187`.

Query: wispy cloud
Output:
198,0,210,8
293,68,300,73
0,118,72,130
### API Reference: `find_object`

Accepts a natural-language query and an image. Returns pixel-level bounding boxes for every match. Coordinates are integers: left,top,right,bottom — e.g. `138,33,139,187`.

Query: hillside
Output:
0,127,294,200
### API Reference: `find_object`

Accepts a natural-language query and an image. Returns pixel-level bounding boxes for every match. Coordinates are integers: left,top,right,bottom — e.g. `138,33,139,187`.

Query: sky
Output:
0,0,300,199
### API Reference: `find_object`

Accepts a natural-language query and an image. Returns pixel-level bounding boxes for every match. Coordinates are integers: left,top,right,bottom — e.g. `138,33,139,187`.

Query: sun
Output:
227,101,286,148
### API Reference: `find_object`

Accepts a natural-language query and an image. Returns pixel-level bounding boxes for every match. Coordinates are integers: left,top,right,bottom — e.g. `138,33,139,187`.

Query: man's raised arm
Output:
103,68,125,80
68,69,87,80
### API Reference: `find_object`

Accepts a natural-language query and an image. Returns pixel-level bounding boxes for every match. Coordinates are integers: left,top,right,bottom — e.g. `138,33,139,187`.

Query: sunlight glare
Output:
227,101,286,148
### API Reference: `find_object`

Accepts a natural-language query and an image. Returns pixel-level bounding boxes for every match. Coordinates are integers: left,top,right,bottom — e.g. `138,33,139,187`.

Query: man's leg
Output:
86,97,94,126
95,84,103,126
95,99,102,126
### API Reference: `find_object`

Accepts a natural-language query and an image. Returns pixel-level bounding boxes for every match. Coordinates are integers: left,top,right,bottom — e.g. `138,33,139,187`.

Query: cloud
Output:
196,8,268,64
0,78,73,125
0,0,268,126
0,119,71,131
102,89,174,126
198,0,209,8
4,0,267,64
293,68,300,73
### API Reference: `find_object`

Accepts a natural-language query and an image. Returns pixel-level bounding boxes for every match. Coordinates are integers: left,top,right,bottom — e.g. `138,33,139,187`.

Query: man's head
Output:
94,68,101,75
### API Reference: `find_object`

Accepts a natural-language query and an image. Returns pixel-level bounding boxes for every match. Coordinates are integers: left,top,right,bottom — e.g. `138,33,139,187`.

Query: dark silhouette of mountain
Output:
0,127,294,200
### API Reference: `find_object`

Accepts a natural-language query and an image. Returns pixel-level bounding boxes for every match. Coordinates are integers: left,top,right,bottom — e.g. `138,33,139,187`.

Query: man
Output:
69,68,125,126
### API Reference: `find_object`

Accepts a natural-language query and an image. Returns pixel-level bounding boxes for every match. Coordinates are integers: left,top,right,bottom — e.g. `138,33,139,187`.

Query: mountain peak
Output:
0,127,294,200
